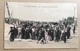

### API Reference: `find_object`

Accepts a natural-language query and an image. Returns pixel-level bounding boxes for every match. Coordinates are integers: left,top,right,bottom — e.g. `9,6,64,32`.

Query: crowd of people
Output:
8,21,76,44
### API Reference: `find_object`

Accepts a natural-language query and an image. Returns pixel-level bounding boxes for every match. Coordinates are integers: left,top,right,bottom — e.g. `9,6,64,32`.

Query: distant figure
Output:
8,27,15,42
73,25,76,34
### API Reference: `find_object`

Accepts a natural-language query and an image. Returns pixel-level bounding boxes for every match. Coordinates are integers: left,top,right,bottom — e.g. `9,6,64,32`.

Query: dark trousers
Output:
56,35,59,42
63,32,67,43
21,33,25,39
73,29,75,33
67,32,70,39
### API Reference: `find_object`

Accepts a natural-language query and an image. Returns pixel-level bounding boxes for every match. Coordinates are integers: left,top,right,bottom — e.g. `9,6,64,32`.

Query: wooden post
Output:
6,2,11,24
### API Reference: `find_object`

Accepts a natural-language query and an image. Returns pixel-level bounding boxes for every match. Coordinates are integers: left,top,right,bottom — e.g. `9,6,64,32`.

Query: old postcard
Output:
4,2,77,49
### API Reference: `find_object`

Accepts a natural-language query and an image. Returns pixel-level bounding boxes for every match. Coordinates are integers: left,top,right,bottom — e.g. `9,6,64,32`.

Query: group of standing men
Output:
8,21,76,44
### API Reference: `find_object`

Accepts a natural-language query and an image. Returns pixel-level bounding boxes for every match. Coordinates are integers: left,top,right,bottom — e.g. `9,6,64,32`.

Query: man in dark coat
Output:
24,27,30,39
21,27,25,39
61,29,67,43
35,28,39,40
9,27,15,42
67,25,71,39
37,28,45,44
55,27,61,42
73,25,76,34
14,27,18,38
48,28,54,41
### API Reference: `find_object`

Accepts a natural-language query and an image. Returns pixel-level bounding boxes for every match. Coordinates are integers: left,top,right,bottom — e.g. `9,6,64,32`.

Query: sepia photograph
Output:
4,2,78,49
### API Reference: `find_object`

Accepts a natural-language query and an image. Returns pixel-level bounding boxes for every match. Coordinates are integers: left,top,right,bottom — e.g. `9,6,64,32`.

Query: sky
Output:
5,2,77,22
